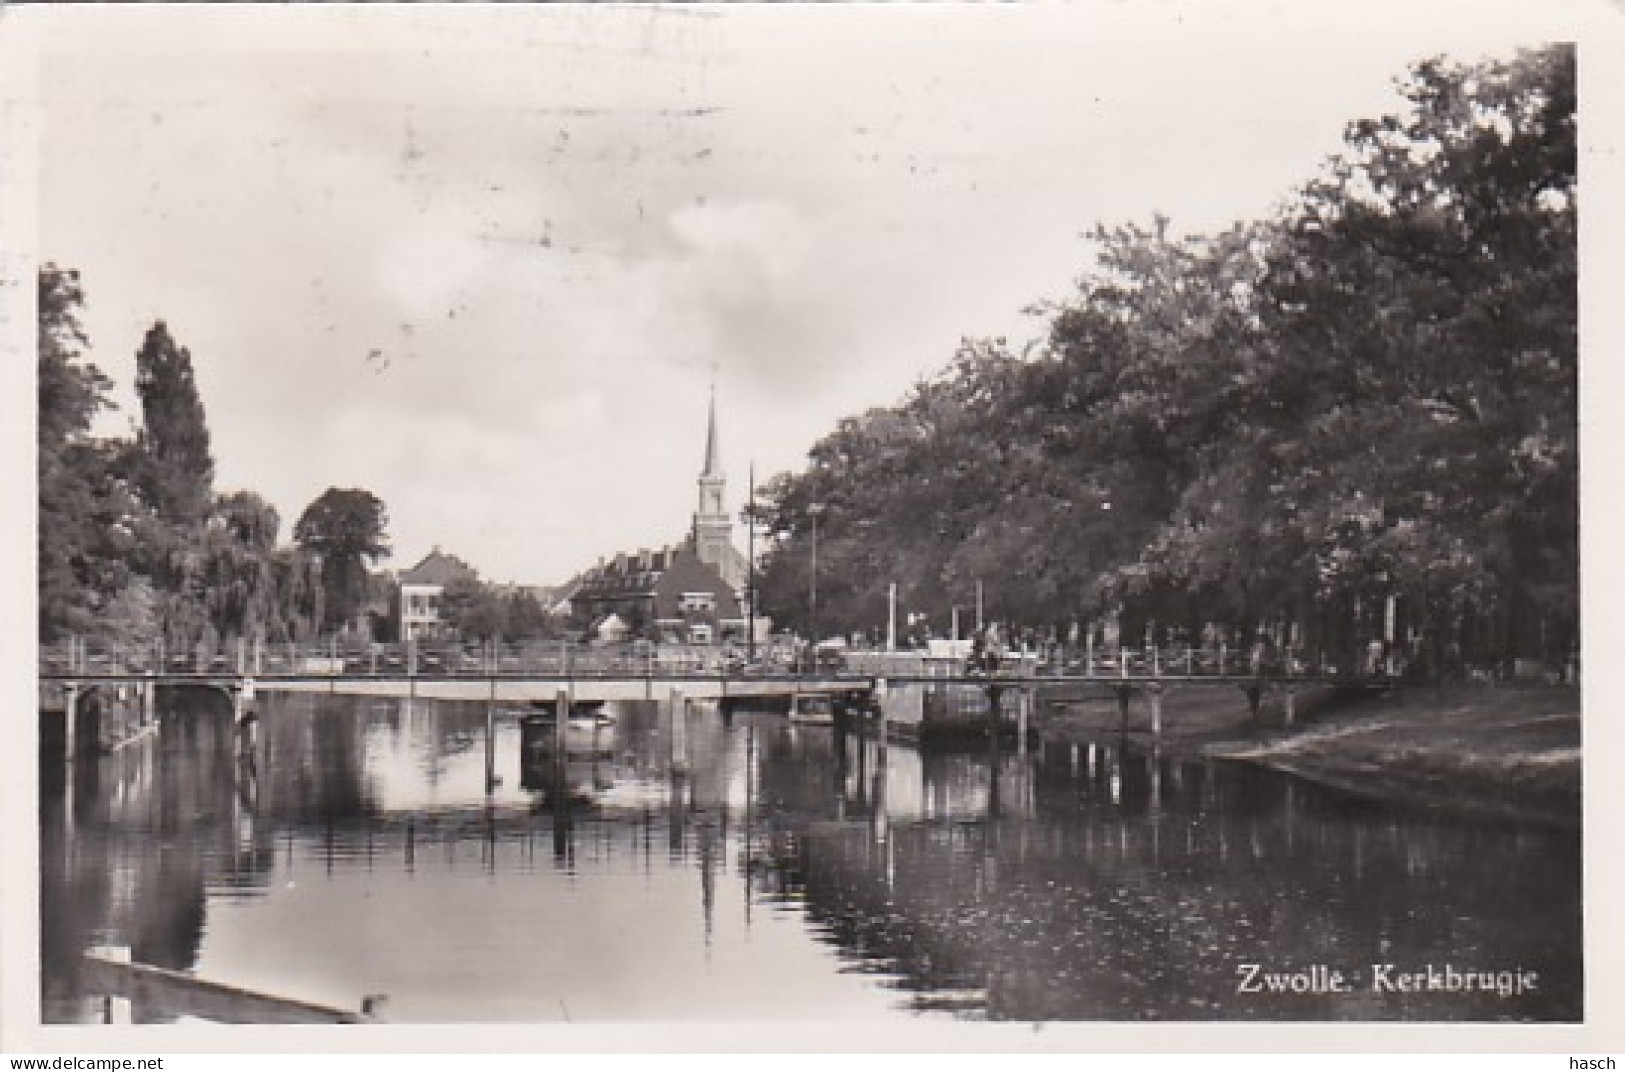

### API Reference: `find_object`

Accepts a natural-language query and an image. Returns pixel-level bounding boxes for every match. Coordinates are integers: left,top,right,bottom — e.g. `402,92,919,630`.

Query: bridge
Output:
39,639,1398,760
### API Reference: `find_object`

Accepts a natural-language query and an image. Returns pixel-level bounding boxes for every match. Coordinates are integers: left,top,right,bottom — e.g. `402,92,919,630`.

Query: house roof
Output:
399,547,478,587
574,544,677,601
572,538,741,620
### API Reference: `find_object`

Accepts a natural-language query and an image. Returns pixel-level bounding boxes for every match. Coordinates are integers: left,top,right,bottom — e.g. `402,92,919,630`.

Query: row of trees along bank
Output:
752,46,1576,680
38,271,395,655
39,269,564,656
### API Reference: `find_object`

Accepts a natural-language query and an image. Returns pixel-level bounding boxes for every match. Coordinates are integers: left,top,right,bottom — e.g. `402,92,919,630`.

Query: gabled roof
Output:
399,547,478,587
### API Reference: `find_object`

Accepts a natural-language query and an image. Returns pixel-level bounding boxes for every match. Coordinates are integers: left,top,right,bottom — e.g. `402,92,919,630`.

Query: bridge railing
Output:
39,636,1394,682
35,638,818,681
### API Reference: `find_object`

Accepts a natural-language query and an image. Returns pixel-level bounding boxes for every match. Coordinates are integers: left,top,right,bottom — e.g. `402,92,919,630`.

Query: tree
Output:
216,490,281,553
132,321,215,526
501,589,554,643
293,487,391,630
37,265,136,642
441,574,499,641
752,45,1575,675
1256,44,1576,667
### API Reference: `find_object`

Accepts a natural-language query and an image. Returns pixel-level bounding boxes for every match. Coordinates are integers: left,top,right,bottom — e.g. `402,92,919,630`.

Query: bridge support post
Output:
484,685,497,795
1244,684,1263,724
876,676,888,748
233,682,258,762
1115,685,1132,737
1282,685,1297,728
63,683,79,760
670,685,688,773
555,685,571,757
1147,683,1163,740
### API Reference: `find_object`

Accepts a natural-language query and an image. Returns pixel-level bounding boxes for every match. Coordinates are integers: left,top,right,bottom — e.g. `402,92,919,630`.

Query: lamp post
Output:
808,503,825,660
743,461,757,664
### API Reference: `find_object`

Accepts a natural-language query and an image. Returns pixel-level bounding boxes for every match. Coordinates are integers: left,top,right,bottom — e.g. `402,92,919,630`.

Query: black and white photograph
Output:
4,0,1621,1053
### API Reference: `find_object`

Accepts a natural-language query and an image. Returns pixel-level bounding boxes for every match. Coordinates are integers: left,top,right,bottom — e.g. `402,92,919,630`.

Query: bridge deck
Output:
247,674,862,704
39,670,1392,693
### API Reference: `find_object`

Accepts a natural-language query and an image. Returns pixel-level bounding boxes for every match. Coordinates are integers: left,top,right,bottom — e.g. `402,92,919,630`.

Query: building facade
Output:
395,547,478,643
571,541,743,645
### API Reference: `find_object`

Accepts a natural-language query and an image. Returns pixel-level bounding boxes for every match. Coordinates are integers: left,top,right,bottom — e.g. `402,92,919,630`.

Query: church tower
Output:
693,386,742,591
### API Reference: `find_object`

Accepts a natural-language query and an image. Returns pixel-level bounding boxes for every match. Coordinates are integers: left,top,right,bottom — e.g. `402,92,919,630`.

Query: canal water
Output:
40,687,1581,1023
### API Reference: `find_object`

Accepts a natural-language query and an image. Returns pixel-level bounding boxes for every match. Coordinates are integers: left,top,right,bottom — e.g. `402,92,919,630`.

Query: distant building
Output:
395,546,478,643
571,541,742,645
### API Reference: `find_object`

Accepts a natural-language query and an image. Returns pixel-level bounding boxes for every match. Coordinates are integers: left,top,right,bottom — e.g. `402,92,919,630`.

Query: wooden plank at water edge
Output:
80,952,373,1024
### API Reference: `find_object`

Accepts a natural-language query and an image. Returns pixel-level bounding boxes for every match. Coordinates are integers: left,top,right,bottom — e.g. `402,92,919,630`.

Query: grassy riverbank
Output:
1032,680,1581,826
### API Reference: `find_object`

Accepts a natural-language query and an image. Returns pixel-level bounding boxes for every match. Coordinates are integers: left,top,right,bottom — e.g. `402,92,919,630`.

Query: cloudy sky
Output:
20,1,1600,585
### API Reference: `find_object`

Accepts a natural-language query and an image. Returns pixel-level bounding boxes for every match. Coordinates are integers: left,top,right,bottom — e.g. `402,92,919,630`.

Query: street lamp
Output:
741,461,757,664
808,502,825,657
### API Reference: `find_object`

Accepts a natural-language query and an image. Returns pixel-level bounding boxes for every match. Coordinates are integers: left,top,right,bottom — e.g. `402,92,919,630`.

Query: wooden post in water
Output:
484,677,497,793
1116,685,1132,737
1148,684,1163,740
670,685,688,773
1282,685,1296,727
555,685,571,757
876,676,888,749
63,683,79,760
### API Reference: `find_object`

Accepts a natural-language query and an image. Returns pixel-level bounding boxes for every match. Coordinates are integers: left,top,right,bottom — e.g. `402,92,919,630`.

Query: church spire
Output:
693,383,743,594
701,382,722,478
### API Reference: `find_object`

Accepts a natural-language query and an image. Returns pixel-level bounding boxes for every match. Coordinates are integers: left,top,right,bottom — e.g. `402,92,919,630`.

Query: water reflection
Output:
41,687,1581,1023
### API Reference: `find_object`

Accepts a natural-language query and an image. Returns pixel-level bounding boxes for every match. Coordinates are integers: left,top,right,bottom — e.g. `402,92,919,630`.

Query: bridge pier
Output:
669,685,688,773
1147,683,1164,740
63,682,80,760
484,694,496,794
232,680,258,761
556,685,572,757
876,676,889,749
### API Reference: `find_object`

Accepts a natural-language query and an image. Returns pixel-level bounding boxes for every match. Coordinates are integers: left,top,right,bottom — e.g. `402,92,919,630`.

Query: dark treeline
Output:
754,47,1576,677
38,275,392,655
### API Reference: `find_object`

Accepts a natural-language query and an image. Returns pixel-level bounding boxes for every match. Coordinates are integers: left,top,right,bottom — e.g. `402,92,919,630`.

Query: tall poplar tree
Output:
133,321,215,527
